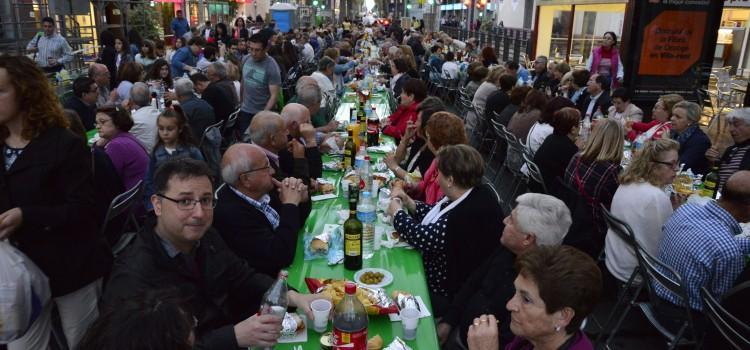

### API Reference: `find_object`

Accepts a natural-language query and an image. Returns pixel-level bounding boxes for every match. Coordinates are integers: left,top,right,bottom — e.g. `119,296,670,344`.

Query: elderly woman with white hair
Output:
437,193,573,349
706,108,750,191
669,100,711,174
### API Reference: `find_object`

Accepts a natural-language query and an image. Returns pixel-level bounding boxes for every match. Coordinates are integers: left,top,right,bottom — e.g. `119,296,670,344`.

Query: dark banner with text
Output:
622,0,723,109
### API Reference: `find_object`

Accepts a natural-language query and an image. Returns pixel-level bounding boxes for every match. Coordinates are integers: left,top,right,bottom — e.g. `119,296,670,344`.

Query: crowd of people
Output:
2,10,749,350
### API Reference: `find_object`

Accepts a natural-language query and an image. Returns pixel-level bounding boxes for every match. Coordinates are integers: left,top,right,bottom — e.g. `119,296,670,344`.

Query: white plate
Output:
354,268,394,288
277,314,308,344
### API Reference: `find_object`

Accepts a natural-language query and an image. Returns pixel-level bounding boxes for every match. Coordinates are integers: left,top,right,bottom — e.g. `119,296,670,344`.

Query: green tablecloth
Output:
281,93,440,349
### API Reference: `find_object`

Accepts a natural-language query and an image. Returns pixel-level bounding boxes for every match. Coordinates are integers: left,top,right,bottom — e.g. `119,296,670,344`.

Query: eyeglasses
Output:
652,160,680,171
240,165,271,177
157,194,216,210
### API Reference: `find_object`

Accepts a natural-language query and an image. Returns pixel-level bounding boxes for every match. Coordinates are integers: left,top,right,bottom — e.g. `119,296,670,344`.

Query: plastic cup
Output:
311,299,332,333
400,307,420,340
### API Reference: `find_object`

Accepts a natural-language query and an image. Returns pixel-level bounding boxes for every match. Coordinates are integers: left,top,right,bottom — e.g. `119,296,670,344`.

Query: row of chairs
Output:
596,206,750,350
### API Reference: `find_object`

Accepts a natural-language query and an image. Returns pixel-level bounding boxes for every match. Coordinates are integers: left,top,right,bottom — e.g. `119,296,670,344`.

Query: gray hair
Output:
672,101,702,124
514,193,572,246
728,108,750,125
220,154,254,186
174,78,194,98
210,61,228,79
249,111,283,145
296,77,322,107
318,56,336,72
130,82,151,107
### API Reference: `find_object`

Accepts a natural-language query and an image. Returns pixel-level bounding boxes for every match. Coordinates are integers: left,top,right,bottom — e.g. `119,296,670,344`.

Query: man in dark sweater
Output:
213,143,308,278
64,76,98,130
103,158,316,349
437,193,572,349
202,61,238,125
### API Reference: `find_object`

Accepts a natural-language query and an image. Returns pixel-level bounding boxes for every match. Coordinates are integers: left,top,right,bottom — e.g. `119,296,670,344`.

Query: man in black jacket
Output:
103,158,317,349
280,103,323,180
202,61,238,125
214,143,307,278
437,193,572,349
576,74,612,119
64,76,98,130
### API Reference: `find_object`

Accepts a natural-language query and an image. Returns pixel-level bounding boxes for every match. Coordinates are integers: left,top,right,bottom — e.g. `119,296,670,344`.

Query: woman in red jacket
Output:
383,79,427,142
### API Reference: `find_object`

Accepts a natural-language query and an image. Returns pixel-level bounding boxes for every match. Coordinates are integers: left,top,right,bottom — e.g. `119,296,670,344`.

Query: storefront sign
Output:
622,0,723,108
637,10,706,75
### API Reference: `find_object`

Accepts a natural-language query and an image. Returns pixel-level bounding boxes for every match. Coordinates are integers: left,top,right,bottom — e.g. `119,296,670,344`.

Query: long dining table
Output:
279,90,441,349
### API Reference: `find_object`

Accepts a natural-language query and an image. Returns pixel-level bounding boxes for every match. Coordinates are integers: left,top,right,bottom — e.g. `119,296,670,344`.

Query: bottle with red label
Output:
333,282,368,349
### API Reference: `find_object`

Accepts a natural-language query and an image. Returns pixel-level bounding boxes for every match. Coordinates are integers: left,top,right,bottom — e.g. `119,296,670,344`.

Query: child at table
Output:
144,107,204,207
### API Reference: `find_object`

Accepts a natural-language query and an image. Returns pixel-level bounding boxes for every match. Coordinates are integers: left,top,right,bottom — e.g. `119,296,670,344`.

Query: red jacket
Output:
383,101,419,141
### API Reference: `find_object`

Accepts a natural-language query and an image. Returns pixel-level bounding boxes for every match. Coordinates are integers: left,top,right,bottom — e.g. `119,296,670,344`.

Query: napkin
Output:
388,296,432,321
311,193,337,201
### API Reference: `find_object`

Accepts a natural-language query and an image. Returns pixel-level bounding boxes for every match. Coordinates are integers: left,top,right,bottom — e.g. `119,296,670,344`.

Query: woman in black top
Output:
533,107,581,193
0,56,111,349
214,23,231,47
385,97,444,179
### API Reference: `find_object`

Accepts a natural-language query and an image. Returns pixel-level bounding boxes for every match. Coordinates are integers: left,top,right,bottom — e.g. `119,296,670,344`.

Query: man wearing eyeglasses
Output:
26,17,72,73
104,158,318,349
64,77,98,130
214,143,308,278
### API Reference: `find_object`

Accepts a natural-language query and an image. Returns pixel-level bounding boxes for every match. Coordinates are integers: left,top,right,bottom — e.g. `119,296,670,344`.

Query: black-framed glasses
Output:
652,160,680,171
157,194,216,210
240,165,271,176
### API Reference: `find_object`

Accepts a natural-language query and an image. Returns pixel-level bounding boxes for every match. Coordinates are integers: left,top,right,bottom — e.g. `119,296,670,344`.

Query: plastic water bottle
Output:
357,191,376,260
580,116,592,144
257,270,288,350
354,146,367,170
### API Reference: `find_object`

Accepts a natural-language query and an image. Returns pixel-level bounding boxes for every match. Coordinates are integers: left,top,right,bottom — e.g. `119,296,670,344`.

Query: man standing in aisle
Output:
171,10,190,40
238,33,282,136
26,17,72,73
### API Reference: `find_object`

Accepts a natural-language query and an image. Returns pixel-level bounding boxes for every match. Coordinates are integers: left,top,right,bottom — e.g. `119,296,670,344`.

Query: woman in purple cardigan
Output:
466,246,602,350
94,106,148,190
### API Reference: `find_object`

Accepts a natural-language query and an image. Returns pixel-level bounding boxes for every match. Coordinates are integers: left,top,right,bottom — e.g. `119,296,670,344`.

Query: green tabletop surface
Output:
279,94,440,349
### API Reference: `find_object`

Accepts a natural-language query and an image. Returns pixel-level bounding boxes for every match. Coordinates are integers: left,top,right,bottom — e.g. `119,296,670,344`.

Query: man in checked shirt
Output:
26,17,72,73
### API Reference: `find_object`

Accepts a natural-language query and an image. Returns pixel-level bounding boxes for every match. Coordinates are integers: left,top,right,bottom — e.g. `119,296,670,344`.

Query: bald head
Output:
720,170,750,222
89,63,110,87
220,143,266,186
281,103,311,137
249,111,286,150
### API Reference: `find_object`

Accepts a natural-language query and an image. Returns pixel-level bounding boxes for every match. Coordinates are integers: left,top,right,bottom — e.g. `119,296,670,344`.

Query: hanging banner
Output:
622,0,723,109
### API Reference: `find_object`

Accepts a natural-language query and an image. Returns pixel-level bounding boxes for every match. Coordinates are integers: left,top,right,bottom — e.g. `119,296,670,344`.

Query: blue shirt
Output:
171,18,190,39
171,47,196,78
656,201,750,310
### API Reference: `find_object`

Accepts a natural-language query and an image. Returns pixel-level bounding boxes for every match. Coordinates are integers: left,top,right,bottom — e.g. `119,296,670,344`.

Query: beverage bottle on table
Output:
344,129,356,170
359,155,372,190
344,201,363,270
357,191,376,259
355,146,367,169
367,113,380,147
333,283,369,349
701,166,719,198
257,270,288,350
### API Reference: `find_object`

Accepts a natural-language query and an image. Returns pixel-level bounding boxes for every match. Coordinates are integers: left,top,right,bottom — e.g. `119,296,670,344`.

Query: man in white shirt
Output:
300,34,315,63
26,16,72,73
441,52,459,79
310,57,336,95
129,82,159,154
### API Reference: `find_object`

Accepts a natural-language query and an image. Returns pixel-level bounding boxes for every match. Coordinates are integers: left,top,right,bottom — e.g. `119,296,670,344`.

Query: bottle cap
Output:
362,191,371,198
365,155,370,161
345,282,357,294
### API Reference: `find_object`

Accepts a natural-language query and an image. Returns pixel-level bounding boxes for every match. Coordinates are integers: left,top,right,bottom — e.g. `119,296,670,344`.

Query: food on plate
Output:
280,312,305,336
373,173,389,183
391,290,411,300
319,182,335,194
305,278,398,315
310,238,329,253
391,179,405,190
392,290,420,312
359,271,385,285
367,335,384,350
344,173,360,184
